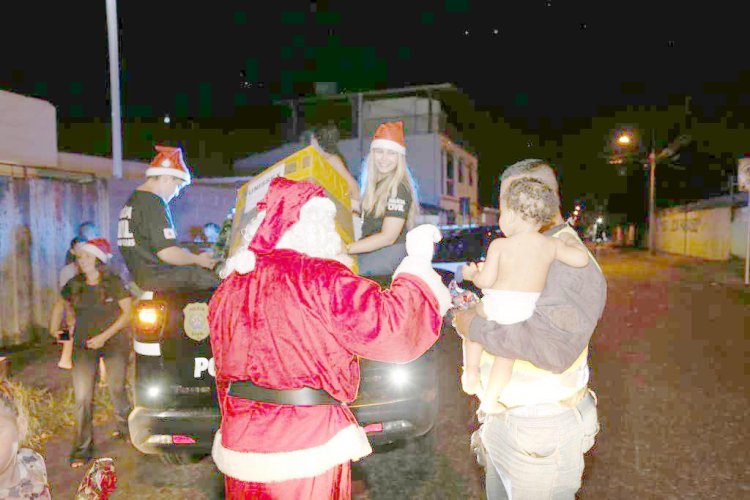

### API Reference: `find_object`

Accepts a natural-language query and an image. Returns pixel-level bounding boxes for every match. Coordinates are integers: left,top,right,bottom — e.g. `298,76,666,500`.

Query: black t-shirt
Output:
360,182,412,243
61,274,130,351
117,190,178,287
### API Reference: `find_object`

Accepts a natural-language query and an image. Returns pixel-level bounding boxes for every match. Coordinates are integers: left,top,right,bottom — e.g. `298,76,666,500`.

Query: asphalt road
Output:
14,249,749,499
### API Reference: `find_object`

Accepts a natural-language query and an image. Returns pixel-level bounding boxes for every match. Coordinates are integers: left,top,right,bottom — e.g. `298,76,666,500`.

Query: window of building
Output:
468,163,474,186
445,151,455,196
458,158,464,183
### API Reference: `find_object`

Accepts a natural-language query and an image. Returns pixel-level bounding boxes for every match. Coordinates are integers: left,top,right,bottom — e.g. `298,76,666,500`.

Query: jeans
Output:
70,345,131,459
357,243,407,277
481,391,600,500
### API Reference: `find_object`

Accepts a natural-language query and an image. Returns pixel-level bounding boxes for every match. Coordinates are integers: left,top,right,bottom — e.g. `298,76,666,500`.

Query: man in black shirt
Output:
117,145,219,292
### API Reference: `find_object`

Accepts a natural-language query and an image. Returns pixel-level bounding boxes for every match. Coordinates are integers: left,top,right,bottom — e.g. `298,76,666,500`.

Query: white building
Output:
235,96,489,226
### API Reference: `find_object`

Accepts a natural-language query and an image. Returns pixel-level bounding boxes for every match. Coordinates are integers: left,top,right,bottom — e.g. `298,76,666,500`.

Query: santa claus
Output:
208,176,451,499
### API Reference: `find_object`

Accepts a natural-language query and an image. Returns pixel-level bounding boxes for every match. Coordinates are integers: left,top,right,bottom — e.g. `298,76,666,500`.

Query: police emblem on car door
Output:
183,302,210,342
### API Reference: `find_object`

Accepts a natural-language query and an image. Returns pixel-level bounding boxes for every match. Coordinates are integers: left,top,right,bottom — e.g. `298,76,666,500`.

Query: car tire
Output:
159,452,205,465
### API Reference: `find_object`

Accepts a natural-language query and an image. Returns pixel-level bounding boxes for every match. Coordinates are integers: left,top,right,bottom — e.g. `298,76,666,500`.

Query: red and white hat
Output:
250,177,327,255
75,238,113,264
370,121,406,155
146,145,192,184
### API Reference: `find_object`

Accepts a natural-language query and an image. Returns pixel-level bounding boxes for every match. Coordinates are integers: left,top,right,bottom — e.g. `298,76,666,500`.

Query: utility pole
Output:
647,131,692,255
648,129,657,254
105,0,123,178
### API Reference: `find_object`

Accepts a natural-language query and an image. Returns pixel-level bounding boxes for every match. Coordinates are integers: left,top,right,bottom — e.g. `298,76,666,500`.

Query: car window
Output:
434,226,502,262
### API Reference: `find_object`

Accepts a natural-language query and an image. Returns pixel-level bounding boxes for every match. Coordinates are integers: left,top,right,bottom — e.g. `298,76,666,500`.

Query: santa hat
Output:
75,238,112,264
251,177,327,255
370,121,406,155
146,145,192,184
221,177,339,277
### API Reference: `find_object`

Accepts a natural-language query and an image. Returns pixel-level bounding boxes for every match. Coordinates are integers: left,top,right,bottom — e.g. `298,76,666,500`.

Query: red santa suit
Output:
208,177,451,499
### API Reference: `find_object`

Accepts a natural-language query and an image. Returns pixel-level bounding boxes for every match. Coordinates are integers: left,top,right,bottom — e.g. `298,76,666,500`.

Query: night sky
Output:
2,1,749,215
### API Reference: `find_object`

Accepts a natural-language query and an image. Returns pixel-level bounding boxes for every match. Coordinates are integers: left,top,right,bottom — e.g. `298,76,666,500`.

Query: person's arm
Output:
48,297,66,339
348,183,411,254
157,246,216,268
454,264,606,373
554,233,589,268
466,239,503,289
140,197,216,269
327,155,361,205
321,259,447,363
347,216,405,254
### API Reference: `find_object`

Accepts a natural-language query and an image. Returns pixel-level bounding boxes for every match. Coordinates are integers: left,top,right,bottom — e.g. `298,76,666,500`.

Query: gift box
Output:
75,458,116,500
227,146,357,272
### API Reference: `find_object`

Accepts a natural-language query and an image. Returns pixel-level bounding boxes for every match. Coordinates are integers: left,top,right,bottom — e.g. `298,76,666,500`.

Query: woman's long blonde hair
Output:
360,152,420,229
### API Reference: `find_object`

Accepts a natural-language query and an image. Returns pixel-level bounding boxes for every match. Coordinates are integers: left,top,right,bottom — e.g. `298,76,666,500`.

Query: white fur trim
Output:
393,256,452,316
220,248,256,278
212,423,372,483
276,197,344,260
145,166,191,183
220,211,266,277
370,138,406,155
75,243,110,263
221,198,346,279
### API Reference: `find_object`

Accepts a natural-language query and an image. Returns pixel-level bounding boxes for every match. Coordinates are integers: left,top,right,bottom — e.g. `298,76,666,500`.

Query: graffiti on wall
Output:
656,207,731,260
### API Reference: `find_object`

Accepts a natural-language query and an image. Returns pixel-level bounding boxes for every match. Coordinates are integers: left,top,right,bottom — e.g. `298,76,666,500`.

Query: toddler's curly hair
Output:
502,177,557,226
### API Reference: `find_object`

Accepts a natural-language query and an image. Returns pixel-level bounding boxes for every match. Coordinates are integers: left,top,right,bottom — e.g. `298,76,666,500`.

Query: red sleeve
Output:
316,263,443,364
208,273,250,412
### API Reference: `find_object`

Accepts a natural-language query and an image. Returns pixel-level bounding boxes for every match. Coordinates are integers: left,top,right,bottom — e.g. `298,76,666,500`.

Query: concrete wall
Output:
0,177,109,346
0,90,57,167
656,206,732,260
0,174,238,347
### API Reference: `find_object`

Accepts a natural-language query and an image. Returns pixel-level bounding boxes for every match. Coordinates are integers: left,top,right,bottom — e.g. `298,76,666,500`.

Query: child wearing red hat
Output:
49,238,133,468
345,121,421,279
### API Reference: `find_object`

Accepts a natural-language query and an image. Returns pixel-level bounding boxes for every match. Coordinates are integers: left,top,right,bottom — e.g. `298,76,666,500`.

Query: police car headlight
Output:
138,308,159,326
389,367,409,388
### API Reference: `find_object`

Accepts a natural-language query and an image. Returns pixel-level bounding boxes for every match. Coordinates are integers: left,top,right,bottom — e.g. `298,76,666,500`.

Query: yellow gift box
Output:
227,146,357,272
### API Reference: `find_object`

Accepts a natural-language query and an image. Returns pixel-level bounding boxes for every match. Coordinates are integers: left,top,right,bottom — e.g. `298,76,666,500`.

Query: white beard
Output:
221,197,352,278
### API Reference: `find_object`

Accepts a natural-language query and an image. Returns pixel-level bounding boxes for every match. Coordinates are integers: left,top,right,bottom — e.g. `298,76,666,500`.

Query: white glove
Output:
405,224,442,261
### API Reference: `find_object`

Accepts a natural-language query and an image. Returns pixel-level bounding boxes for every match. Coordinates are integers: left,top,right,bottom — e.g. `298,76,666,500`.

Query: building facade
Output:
235,96,484,225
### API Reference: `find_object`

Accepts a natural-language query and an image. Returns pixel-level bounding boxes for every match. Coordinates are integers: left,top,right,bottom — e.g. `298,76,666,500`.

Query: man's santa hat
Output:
146,145,192,184
221,177,350,277
75,238,112,264
370,121,406,155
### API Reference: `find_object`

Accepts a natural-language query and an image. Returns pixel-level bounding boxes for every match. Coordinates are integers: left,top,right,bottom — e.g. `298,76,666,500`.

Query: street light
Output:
617,134,632,146
614,130,691,254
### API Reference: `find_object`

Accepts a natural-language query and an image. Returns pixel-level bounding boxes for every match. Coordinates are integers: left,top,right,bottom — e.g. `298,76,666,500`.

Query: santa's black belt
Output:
228,381,343,406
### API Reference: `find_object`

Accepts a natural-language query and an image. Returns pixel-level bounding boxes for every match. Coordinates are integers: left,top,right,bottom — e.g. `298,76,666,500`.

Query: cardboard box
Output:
227,146,357,271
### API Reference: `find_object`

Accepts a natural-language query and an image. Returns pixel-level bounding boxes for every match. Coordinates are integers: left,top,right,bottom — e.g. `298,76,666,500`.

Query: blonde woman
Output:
346,121,419,278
